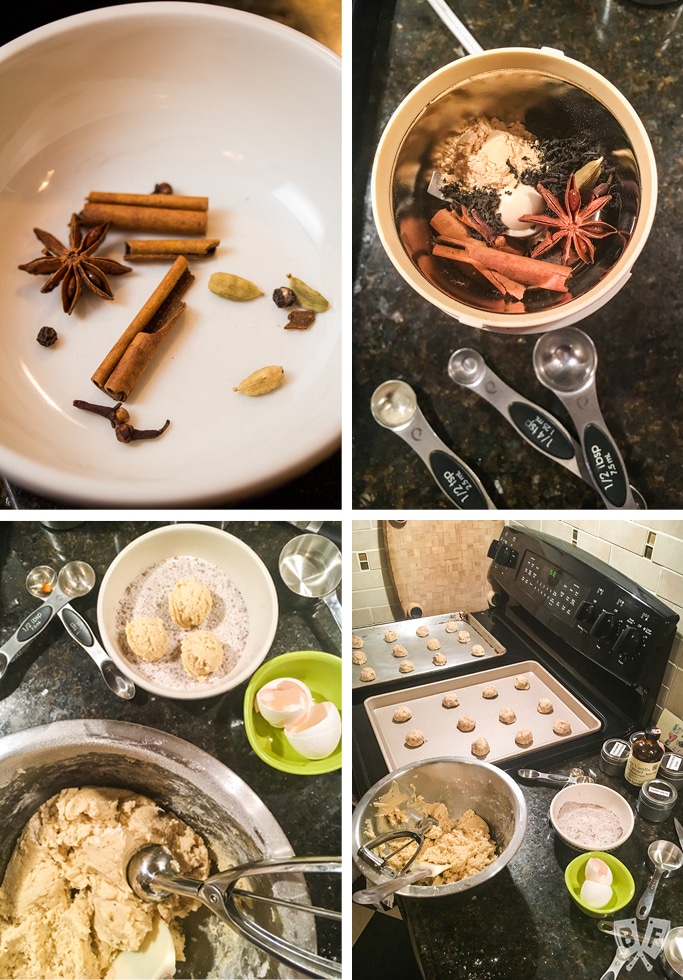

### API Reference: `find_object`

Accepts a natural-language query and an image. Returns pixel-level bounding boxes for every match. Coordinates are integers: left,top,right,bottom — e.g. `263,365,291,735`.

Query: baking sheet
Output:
363,660,602,771
352,612,505,689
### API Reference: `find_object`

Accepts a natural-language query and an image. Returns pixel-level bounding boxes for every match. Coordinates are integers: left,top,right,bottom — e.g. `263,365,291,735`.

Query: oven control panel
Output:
487,528,679,690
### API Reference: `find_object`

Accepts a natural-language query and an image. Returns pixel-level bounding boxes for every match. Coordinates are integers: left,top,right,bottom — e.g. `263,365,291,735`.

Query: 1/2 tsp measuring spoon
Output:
0,560,96,680
533,328,636,509
370,379,495,509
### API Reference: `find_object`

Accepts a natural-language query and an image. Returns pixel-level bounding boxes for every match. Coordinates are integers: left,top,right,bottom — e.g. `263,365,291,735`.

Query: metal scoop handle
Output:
353,866,438,905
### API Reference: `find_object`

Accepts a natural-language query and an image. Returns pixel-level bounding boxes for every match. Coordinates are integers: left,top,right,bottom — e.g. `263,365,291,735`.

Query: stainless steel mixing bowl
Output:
0,719,315,978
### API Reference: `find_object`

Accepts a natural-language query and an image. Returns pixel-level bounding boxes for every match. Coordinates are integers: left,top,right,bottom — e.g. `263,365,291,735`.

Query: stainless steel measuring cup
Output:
278,533,342,630
0,560,96,680
370,379,495,509
636,839,683,920
533,328,637,509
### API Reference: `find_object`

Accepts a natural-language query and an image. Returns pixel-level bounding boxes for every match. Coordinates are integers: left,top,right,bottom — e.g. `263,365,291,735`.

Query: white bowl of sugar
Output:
549,782,634,852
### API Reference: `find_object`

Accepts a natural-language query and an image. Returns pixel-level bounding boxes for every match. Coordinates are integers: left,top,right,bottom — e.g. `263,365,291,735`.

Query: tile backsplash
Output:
352,518,683,724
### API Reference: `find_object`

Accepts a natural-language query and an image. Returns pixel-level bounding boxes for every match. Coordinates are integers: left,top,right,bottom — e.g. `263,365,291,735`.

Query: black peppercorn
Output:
36,326,57,347
272,286,296,308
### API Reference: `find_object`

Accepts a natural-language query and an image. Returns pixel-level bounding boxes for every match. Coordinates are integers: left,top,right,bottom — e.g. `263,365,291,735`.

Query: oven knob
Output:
590,609,615,638
612,626,642,660
576,601,597,626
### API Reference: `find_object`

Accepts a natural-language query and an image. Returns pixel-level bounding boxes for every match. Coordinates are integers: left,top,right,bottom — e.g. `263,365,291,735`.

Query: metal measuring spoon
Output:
636,839,683,920
26,566,135,700
0,560,96,680
278,533,342,630
533,328,637,509
370,379,495,509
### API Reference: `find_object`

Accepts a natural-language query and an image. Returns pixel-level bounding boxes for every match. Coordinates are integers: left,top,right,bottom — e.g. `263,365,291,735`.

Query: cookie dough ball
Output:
514,675,530,690
445,620,459,633
457,715,476,733
405,729,425,748
393,706,413,723
352,635,364,649
457,630,471,643
537,698,554,715
352,650,367,665
384,630,398,643
482,685,498,699
499,707,516,725
471,644,485,658
359,667,376,682
471,737,490,758
125,616,168,662
427,638,441,652
442,692,460,708
180,631,223,680
432,652,447,666
398,660,415,673
553,719,572,736
416,625,429,637
392,643,408,658
515,728,534,748
169,578,212,629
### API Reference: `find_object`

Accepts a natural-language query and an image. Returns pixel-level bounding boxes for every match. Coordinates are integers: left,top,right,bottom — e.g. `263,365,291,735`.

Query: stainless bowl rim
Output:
352,755,528,898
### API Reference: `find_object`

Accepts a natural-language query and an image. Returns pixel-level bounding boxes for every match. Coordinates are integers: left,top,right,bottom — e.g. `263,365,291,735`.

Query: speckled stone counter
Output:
393,749,683,980
353,0,683,509
0,520,341,966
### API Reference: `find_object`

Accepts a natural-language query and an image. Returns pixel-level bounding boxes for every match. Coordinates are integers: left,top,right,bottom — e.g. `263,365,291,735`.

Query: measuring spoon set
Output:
371,326,642,510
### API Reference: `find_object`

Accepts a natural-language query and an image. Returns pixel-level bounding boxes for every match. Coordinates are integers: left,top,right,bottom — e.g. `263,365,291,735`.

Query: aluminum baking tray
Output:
352,612,506,689
363,660,602,771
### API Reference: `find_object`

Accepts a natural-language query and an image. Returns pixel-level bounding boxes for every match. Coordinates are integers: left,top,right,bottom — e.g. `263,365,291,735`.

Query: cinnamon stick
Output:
87,192,208,211
430,210,526,299
124,239,220,261
433,237,572,293
92,255,194,401
80,202,207,235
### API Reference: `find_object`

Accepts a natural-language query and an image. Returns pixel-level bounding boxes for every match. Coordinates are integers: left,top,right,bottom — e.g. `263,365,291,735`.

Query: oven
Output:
352,526,679,798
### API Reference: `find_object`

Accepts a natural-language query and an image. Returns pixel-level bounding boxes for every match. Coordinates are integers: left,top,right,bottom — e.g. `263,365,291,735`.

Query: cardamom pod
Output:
209,272,264,301
287,275,330,312
233,365,284,396
574,157,604,195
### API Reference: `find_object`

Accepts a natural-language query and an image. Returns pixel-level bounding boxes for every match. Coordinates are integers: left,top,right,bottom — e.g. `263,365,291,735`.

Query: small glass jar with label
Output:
600,738,630,776
637,778,678,822
625,727,664,788
659,752,683,790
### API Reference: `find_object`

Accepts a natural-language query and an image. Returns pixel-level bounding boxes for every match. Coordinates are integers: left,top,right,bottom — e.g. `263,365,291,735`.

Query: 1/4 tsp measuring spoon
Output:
371,379,495,509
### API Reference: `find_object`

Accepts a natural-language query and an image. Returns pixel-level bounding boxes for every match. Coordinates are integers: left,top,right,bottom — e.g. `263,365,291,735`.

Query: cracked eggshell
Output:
284,701,341,760
255,676,312,728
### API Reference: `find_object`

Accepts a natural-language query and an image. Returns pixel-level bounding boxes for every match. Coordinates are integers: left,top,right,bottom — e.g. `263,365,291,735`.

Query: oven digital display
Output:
518,552,590,618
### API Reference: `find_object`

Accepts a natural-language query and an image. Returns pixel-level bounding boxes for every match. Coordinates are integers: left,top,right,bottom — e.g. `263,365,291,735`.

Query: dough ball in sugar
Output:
405,729,425,748
537,698,554,715
384,630,398,643
445,620,459,633
457,630,471,643
457,715,476,732
553,719,572,736
427,638,441,651
360,667,376,682
499,707,516,725
442,692,460,708
471,737,490,758
471,644,485,658
352,650,367,665
416,625,430,637
515,728,534,747
393,706,413,723
392,644,408,658
352,635,364,648
125,616,168,662
432,652,447,666
514,675,530,690
168,577,212,629
482,685,498,699
398,660,415,673
180,631,223,680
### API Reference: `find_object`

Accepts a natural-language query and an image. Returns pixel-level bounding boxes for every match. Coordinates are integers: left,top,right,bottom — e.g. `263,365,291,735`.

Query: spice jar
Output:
660,752,683,790
637,778,678,822
625,727,664,788
600,738,630,775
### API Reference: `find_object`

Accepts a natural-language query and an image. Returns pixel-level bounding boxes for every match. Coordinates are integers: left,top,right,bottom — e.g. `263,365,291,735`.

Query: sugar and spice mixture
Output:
555,801,623,848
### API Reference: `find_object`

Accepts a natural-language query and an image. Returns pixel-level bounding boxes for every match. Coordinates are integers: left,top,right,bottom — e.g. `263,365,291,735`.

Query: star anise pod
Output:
519,174,618,265
18,213,132,314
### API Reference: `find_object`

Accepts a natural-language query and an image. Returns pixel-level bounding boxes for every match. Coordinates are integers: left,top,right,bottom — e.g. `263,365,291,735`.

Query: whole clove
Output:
73,398,130,427
115,419,170,443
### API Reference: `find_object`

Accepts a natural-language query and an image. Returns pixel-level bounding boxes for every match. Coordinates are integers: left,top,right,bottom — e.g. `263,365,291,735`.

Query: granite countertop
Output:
391,751,683,980
0,0,340,511
0,520,341,966
353,0,683,509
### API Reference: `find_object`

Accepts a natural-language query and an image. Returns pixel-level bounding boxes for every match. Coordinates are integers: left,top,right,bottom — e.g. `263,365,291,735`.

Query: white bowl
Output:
372,46,656,334
0,2,341,505
97,523,278,699
549,782,635,851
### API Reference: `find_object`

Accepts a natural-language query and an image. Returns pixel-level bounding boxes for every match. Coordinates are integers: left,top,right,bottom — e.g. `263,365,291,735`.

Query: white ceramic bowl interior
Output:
372,46,657,333
97,523,278,699
549,781,635,851
0,2,341,504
